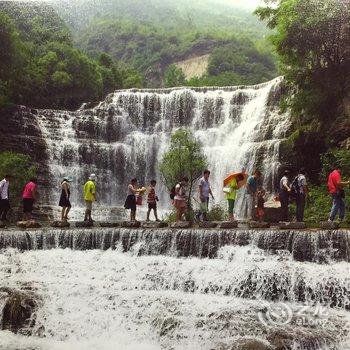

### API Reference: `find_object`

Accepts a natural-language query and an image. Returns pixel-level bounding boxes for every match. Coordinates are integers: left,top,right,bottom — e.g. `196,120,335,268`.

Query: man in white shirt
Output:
0,175,11,222
198,169,214,221
295,168,308,222
279,170,291,221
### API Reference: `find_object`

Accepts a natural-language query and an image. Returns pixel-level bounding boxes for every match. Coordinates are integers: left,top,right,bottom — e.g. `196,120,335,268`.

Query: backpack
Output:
291,176,301,196
170,185,176,200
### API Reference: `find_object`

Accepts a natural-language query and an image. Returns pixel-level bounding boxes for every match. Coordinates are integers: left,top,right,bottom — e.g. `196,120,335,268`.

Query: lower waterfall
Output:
0,228,349,350
34,77,289,220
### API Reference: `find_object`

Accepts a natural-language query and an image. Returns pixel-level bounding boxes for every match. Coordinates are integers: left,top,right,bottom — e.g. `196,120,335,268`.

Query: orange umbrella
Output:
223,172,248,188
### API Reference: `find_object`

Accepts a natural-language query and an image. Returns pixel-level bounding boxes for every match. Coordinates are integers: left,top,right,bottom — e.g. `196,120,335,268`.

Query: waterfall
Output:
35,77,290,219
1,228,350,349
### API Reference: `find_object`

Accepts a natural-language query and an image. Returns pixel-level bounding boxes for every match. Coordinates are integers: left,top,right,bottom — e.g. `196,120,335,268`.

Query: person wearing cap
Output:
83,174,96,222
0,174,12,222
59,177,72,221
279,170,291,222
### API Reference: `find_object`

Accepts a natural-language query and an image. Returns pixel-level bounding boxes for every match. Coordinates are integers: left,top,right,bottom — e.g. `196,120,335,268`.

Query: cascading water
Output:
3,77,349,350
0,228,350,350
35,77,289,220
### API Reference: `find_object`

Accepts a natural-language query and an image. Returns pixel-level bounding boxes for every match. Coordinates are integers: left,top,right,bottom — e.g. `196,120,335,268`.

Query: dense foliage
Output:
0,3,142,109
0,152,37,206
186,38,277,87
67,0,277,87
256,0,350,179
158,129,207,208
300,149,350,224
164,65,186,88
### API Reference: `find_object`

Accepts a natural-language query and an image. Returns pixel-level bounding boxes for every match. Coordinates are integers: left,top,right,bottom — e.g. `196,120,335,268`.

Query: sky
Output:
221,0,263,9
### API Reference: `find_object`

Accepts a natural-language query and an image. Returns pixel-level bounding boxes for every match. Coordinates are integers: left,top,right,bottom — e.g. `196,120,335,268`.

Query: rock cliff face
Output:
0,106,52,203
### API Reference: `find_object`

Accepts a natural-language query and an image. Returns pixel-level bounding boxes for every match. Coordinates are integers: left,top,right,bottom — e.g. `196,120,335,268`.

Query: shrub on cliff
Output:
0,152,37,206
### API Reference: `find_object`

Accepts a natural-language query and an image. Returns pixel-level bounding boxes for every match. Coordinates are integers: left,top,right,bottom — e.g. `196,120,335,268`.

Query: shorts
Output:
85,200,93,211
23,198,35,213
174,199,187,210
257,208,265,218
124,195,136,211
148,202,157,210
227,199,235,215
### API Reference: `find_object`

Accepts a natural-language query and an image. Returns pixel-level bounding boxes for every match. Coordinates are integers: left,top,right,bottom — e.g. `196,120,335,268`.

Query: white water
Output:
1,246,349,349
35,78,289,220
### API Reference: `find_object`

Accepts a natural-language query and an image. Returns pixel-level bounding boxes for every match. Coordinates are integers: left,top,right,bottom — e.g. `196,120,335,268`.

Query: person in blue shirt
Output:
244,170,262,221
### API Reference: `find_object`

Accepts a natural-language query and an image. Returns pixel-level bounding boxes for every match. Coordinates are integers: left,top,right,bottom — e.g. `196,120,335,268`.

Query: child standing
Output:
256,189,266,222
146,180,160,221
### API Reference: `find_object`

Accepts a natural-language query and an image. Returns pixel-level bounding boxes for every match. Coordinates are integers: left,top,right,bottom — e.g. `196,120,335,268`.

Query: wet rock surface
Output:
321,221,340,230
249,221,270,229
0,287,40,334
121,221,141,228
218,221,238,229
170,222,192,229
279,222,306,230
198,221,218,228
16,221,42,229
141,221,168,229
51,221,70,228
75,221,94,228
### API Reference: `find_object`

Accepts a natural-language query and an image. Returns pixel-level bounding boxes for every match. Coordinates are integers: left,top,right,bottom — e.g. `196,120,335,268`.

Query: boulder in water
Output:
278,222,306,230
121,221,141,228
249,221,271,229
75,221,93,228
51,221,70,228
216,337,273,350
218,221,238,229
16,221,41,229
198,221,218,229
142,221,168,229
170,221,192,229
0,221,7,228
99,222,121,228
1,287,39,334
321,221,340,230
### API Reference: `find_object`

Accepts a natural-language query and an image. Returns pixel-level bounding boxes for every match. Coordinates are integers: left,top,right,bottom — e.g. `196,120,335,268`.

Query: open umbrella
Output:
223,172,248,188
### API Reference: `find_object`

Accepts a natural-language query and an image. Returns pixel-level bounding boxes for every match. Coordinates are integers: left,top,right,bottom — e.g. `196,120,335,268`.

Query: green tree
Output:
164,64,186,87
158,129,207,208
0,12,26,107
255,0,350,122
0,152,37,206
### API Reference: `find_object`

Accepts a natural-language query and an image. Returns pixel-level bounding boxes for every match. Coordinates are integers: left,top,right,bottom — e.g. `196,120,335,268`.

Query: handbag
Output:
223,186,231,194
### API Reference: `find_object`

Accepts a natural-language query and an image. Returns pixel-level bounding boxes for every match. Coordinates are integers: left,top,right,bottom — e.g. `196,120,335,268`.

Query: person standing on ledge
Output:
0,174,12,222
146,179,160,222
279,170,291,222
84,174,96,222
328,166,349,222
124,178,139,222
174,176,189,222
59,177,72,222
22,178,37,221
292,168,308,222
224,173,245,222
245,170,262,221
198,169,214,221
